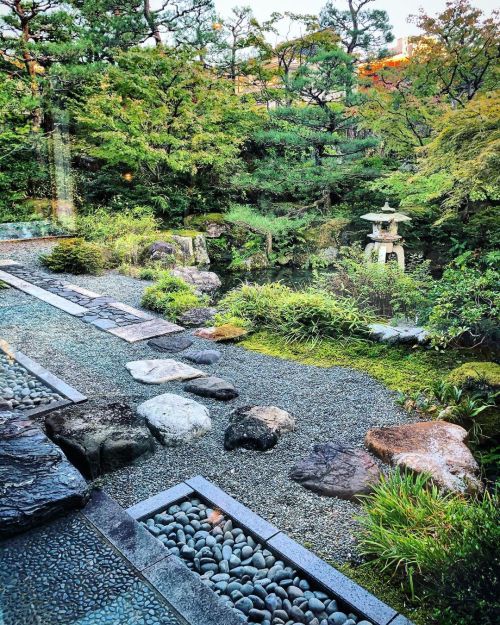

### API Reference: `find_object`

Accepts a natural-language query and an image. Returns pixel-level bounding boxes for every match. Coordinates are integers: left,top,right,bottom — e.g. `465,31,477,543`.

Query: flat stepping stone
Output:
126,359,206,384
193,324,247,342
184,376,238,401
108,319,184,343
185,349,221,365
365,421,482,494
224,405,295,451
148,336,194,353
137,393,211,445
0,412,89,537
45,402,155,479
289,443,381,501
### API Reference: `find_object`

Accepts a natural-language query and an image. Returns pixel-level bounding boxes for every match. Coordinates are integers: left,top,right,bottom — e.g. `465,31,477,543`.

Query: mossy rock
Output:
184,213,226,227
447,362,500,392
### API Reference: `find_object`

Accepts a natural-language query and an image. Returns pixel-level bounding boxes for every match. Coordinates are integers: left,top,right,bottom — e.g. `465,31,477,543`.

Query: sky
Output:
214,0,498,38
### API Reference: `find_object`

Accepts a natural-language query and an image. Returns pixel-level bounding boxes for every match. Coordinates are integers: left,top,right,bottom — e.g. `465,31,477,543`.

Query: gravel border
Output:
0,240,415,564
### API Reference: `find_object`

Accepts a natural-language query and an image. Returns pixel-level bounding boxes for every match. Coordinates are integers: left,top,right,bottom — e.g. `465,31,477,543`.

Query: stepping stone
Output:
0,412,89,537
184,376,238,401
137,393,211,445
126,359,206,384
193,324,247,342
148,336,194,353
224,405,295,451
185,349,221,365
365,421,482,494
108,319,184,343
289,443,381,500
45,402,155,479
178,307,217,327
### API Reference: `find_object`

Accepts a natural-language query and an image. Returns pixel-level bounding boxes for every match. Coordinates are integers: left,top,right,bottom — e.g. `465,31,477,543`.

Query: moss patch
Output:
447,362,500,391
242,331,476,394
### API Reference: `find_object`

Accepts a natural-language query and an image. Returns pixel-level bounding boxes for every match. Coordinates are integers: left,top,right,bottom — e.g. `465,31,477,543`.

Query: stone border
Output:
83,490,241,625
127,476,414,625
6,350,87,417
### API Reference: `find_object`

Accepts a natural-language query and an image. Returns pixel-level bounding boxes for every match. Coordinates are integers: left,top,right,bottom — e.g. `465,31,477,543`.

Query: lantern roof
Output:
360,200,411,223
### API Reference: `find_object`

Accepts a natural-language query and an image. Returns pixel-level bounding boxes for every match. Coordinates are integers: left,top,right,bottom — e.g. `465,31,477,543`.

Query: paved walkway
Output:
0,260,183,342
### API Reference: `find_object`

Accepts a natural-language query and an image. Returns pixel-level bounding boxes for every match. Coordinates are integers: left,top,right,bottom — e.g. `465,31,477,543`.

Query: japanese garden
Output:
0,1,498,625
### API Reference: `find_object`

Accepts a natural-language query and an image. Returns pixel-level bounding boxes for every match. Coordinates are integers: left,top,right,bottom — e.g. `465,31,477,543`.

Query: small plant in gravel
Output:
357,469,500,625
40,238,105,275
141,271,207,321
217,282,371,343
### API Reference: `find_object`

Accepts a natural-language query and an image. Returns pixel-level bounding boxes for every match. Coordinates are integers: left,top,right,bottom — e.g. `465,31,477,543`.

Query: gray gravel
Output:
0,240,415,564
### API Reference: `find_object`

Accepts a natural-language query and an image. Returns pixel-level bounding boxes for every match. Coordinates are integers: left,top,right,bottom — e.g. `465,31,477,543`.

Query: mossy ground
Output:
242,331,477,394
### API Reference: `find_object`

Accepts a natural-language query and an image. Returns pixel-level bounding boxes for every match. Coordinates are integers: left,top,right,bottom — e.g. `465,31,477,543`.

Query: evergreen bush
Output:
40,238,105,275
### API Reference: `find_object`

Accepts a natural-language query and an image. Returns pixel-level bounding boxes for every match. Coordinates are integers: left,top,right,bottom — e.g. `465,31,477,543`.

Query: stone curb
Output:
126,475,414,625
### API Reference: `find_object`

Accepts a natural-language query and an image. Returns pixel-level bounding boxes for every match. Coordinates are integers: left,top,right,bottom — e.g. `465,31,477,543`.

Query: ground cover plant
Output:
357,470,500,625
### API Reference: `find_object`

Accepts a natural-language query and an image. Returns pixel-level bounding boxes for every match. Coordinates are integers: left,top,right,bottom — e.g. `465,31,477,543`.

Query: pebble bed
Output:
143,498,372,625
0,353,63,411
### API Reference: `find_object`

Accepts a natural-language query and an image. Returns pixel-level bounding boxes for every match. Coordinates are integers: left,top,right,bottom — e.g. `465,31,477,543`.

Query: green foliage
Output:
357,469,500,625
218,283,372,343
425,252,500,347
40,238,105,275
75,207,159,242
141,271,207,321
321,248,432,319
225,205,315,236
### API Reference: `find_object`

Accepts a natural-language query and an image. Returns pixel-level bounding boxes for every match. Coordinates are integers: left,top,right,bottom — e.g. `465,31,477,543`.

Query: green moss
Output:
163,228,203,238
185,212,226,227
447,362,500,391
242,331,477,394
336,563,430,625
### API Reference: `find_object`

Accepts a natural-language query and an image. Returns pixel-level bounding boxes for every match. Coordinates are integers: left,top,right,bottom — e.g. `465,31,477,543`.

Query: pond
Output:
212,265,335,296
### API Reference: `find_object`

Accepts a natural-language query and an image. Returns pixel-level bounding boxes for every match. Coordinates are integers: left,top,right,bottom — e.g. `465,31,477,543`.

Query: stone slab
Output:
0,259,22,267
143,555,242,625
82,490,168,572
388,617,415,625
268,532,397,625
126,483,195,521
0,269,88,316
108,319,184,342
91,318,118,330
185,475,280,541
14,350,87,404
109,301,153,320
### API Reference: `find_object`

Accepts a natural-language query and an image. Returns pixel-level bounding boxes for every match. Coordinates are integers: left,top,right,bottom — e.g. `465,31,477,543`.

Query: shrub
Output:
141,271,207,321
357,470,500,625
41,238,105,275
217,282,370,343
75,207,159,243
321,247,432,320
425,252,499,347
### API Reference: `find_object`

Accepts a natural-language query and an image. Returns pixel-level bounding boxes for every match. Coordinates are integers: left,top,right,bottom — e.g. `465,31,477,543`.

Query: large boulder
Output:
193,234,210,265
137,393,211,445
178,307,217,327
45,402,155,479
184,376,238,401
369,323,429,345
289,443,380,500
0,411,89,537
126,359,206,384
365,421,482,494
144,241,176,265
224,405,295,451
170,266,221,294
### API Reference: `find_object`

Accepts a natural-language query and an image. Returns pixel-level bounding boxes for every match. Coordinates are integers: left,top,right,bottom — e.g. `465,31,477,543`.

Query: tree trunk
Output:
144,0,162,46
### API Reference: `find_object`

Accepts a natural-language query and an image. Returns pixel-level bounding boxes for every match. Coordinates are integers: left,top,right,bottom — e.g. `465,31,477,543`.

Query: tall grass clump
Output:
357,469,500,625
217,283,370,343
75,206,160,242
141,271,207,321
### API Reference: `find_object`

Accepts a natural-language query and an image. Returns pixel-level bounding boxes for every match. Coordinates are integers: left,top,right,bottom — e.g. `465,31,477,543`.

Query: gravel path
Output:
0,240,414,564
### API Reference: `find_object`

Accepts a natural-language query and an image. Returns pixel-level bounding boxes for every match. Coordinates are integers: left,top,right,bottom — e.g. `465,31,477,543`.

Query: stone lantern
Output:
360,201,411,270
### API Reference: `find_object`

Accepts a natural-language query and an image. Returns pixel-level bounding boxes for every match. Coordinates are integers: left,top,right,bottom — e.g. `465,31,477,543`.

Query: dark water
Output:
211,265,333,295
